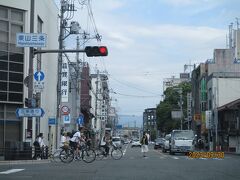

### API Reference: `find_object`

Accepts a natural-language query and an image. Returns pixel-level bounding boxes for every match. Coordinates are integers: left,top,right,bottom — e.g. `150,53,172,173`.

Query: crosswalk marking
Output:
0,169,25,174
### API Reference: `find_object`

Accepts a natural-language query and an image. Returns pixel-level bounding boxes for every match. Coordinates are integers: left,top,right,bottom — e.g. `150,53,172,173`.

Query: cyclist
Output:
100,132,112,156
69,127,85,160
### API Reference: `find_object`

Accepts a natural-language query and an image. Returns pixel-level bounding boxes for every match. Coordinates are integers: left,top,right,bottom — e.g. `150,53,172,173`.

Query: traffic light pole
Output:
28,0,34,139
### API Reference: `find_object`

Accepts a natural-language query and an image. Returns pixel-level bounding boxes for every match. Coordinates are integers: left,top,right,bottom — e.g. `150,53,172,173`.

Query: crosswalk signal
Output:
85,46,108,57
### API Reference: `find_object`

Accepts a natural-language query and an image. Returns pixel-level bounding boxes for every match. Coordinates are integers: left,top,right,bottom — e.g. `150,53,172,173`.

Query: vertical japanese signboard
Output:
61,57,68,102
205,110,212,129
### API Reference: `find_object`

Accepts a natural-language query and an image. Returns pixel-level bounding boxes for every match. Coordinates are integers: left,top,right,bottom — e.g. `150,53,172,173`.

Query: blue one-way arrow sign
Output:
34,71,45,81
16,108,45,118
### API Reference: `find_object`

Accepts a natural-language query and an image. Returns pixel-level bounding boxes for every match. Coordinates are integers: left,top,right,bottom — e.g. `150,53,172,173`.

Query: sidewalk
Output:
224,152,240,156
0,159,50,165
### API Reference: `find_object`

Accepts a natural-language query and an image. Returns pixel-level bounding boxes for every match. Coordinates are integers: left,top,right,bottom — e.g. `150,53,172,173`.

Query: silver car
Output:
162,134,171,153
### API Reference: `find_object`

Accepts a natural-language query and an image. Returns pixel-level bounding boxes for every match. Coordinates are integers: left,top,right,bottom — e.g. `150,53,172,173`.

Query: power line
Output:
112,91,162,98
109,75,162,96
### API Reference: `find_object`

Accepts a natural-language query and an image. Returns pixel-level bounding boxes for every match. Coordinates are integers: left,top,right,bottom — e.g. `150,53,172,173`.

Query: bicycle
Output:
48,147,65,163
59,142,96,163
95,142,123,160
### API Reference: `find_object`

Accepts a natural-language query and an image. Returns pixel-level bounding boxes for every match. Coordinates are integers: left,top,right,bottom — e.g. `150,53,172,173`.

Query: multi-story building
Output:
91,72,110,142
143,108,157,140
192,28,240,153
0,0,58,159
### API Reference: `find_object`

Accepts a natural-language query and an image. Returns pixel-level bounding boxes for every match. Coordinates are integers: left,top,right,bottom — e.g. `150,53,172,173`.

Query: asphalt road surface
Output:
1,144,240,180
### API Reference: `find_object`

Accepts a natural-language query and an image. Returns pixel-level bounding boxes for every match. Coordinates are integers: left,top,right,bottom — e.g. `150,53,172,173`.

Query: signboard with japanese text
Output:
16,108,45,118
16,33,47,47
61,57,68,102
48,118,56,125
205,110,212,129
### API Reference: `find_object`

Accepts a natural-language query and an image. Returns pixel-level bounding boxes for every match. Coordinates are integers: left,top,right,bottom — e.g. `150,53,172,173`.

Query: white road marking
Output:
171,156,179,160
0,169,25,174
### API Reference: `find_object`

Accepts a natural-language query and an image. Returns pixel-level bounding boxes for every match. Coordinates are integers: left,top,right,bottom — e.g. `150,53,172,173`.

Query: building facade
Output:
0,0,58,158
143,108,157,140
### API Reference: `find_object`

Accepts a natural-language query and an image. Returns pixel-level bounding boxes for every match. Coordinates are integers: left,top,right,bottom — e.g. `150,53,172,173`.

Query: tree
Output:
156,82,191,134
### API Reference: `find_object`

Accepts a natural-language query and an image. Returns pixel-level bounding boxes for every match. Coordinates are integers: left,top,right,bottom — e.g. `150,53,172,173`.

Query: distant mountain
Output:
117,115,142,128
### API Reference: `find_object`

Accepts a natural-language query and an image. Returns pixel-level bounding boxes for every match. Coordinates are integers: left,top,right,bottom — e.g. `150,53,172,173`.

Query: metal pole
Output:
28,0,34,138
180,90,183,130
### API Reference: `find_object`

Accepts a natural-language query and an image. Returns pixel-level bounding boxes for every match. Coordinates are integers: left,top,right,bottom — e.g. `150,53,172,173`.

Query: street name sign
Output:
16,108,45,118
16,33,47,47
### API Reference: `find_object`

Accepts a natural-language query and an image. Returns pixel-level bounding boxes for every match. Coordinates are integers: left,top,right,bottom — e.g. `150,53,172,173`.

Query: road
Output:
0,144,240,180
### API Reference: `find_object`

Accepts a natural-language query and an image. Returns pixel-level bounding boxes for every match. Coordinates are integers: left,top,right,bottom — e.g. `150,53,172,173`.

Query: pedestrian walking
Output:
33,133,45,159
141,132,149,157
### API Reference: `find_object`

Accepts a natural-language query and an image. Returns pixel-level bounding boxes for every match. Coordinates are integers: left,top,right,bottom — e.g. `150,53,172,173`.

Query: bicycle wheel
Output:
95,148,105,160
111,148,123,160
82,149,96,163
60,149,74,163
51,149,62,163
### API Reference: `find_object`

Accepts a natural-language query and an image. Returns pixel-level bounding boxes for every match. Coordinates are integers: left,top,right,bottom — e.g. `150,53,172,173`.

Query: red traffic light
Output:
85,46,108,57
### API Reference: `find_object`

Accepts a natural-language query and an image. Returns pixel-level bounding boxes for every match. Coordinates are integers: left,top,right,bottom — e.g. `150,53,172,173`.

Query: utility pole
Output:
28,0,34,138
56,0,65,148
95,69,99,139
180,92,183,130
174,87,183,130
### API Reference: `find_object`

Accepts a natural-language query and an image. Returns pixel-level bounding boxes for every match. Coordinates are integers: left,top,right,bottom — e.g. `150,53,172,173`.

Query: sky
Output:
56,0,240,127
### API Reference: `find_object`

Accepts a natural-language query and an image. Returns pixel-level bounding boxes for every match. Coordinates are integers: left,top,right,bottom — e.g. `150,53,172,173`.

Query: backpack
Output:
33,140,40,147
69,131,77,138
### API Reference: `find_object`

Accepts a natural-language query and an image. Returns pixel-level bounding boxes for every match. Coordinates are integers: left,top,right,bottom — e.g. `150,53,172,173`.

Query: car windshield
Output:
173,131,194,140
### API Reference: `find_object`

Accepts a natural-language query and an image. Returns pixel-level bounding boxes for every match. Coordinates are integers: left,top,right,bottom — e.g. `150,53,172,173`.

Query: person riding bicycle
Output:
100,132,112,156
69,127,85,160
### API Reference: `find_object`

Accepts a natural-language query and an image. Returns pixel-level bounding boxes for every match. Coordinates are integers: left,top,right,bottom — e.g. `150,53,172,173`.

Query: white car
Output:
112,137,122,148
131,139,141,147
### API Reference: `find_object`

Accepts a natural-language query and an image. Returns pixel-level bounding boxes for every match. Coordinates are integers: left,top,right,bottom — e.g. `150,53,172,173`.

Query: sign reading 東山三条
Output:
16,33,47,47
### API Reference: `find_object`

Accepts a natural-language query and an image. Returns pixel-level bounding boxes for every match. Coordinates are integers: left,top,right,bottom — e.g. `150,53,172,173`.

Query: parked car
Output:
131,139,141,147
112,137,122,148
154,138,165,149
162,134,171,153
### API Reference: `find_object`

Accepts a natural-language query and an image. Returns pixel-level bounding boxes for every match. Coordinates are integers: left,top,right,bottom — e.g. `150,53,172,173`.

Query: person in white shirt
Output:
37,133,45,147
69,127,85,160
33,133,45,159
60,132,70,148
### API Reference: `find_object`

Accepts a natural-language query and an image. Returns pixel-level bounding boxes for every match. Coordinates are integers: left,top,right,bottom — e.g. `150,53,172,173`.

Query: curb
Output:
0,159,50,165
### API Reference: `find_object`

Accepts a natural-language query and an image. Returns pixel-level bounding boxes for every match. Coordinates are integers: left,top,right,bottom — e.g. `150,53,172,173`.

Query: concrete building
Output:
91,72,110,142
143,108,157,140
0,0,58,159
192,29,240,153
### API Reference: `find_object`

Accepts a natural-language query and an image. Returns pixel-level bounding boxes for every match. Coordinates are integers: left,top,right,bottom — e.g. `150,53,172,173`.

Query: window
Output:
0,7,8,19
11,10,23,22
0,6,24,103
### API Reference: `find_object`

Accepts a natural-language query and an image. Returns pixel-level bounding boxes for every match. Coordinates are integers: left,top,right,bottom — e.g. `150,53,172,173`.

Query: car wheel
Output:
162,148,166,153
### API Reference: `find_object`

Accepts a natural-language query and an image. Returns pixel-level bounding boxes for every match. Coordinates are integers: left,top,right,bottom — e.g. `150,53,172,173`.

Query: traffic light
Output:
24,98,31,108
85,46,108,57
